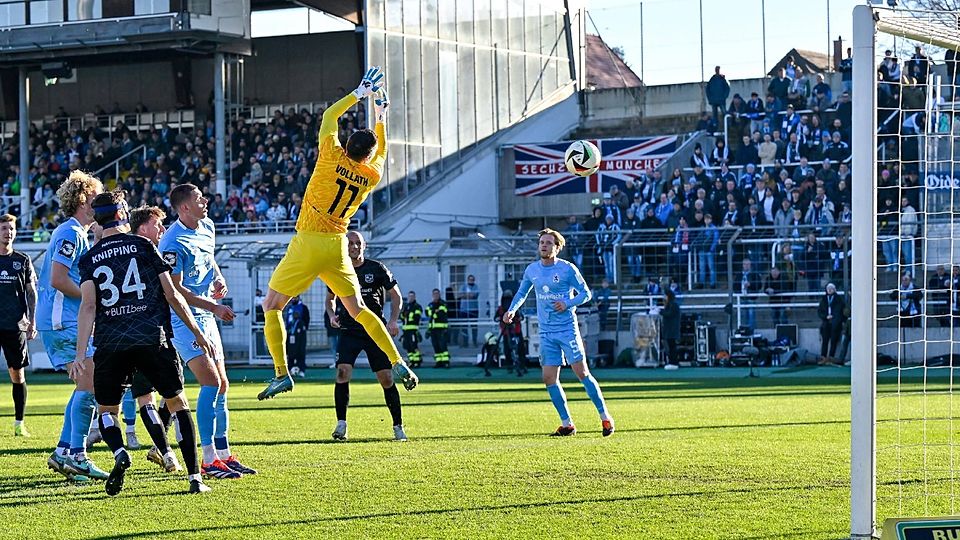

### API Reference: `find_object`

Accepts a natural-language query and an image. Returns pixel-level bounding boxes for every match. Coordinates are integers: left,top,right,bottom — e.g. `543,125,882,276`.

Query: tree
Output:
611,46,626,62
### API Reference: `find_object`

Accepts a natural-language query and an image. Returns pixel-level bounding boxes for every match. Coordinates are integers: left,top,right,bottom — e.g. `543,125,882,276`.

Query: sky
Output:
252,0,871,87
587,0,864,85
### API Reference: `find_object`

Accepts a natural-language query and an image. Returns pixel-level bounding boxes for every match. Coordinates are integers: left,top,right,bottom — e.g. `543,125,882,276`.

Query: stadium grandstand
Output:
0,0,938,375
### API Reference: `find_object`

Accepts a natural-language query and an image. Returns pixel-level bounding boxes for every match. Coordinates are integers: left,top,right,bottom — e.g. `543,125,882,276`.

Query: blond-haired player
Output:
37,171,109,480
258,67,418,400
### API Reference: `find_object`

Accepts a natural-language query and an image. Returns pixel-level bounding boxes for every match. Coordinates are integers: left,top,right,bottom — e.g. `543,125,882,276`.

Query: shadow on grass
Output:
78,483,847,540
228,418,850,448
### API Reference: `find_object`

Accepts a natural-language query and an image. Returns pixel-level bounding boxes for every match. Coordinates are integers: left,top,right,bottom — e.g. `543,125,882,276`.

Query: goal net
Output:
851,4,960,538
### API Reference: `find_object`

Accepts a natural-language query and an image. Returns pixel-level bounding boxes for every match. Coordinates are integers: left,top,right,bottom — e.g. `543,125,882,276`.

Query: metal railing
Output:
0,110,196,145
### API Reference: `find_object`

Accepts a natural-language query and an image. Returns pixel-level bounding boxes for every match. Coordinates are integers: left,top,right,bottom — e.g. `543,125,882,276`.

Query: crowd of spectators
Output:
1,100,367,239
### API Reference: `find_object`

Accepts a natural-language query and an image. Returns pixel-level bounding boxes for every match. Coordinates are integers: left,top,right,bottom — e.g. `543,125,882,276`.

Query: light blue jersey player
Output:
37,172,111,481
504,228,614,437
158,184,254,478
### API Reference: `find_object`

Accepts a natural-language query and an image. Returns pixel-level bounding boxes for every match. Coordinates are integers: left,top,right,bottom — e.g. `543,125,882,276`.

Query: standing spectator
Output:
891,273,923,328
818,283,846,364
426,288,451,368
810,73,833,111
838,47,853,95
763,266,790,325
767,67,791,105
596,214,622,284
706,66,730,128
495,292,526,376
758,133,777,167
900,197,918,279
828,235,849,284
908,46,930,85
694,213,719,288
285,296,310,378
622,207,642,283
608,184,629,213
669,215,691,287
600,192,622,226
951,266,960,327
563,215,585,269
805,196,835,237
800,232,828,291
661,289,681,369
400,291,424,368
878,194,900,274
773,199,794,238
595,279,611,332
737,258,759,330
458,275,480,348
928,265,951,327
787,67,811,110
745,92,765,133
736,135,759,167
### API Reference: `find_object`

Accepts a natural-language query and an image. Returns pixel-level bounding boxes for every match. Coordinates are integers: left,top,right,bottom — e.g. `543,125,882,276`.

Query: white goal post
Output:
851,4,960,539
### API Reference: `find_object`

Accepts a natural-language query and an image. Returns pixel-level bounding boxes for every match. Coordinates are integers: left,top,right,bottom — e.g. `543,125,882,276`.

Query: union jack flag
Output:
512,136,679,197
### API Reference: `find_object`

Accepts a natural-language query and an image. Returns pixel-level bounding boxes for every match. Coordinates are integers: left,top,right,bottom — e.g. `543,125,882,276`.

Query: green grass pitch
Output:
0,366,899,539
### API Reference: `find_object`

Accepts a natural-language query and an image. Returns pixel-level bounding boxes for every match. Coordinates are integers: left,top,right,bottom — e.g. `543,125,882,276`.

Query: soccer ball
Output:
564,140,601,177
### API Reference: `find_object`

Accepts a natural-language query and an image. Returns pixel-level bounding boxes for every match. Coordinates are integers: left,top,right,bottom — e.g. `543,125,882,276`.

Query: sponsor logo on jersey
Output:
162,251,177,267
364,273,374,284
58,240,76,258
542,285,550,293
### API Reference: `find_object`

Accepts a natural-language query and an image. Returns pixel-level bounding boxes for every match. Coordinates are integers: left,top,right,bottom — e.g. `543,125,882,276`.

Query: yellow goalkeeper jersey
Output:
297,93,386,234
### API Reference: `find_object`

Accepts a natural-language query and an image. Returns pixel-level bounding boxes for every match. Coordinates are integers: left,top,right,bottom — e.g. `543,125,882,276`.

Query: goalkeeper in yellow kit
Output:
257,67,418,400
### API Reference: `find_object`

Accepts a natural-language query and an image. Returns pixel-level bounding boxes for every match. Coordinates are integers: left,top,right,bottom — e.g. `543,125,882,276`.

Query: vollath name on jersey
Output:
335,164,370,187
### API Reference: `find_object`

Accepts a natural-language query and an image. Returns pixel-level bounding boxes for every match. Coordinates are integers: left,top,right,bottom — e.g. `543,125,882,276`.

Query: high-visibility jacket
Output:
401,301,423,331
426,300,449,329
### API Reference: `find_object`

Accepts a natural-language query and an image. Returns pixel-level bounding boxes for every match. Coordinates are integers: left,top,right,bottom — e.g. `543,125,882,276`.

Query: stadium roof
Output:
767,48,832,77
585,34,643,89
252,0,361,24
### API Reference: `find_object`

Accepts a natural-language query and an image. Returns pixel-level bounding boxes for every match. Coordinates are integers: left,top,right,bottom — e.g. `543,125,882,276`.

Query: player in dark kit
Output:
0,214,37,436
326,231,408,442
74,191,214,495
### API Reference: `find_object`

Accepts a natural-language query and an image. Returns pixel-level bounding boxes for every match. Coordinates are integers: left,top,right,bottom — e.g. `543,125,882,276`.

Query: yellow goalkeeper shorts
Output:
268,232,362,299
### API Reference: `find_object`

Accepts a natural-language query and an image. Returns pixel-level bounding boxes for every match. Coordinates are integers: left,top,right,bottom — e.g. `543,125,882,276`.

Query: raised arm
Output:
318,94,359,142
505,269,534,320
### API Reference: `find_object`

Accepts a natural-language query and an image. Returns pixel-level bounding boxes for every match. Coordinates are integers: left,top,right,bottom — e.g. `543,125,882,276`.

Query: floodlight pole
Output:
214,52,227,197
850,4,878,539
18,67,29,227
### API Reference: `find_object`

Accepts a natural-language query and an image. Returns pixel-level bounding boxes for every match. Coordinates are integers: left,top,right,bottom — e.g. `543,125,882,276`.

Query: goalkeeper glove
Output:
352,66,384,100
374,89,389,123
392,359,419,391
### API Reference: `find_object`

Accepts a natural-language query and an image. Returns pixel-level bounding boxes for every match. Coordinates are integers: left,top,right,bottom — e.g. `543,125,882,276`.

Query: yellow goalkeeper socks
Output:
355,308,403,365
264,309,288,377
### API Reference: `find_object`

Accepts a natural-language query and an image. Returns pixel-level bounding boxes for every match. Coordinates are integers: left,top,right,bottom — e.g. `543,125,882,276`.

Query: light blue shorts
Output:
171,317,223,363
40,327,95,370
539,328,586,367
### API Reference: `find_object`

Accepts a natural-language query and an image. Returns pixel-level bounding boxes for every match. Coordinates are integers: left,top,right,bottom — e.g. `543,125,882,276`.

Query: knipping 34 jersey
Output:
79,234,172,352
